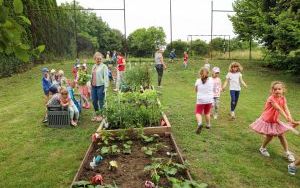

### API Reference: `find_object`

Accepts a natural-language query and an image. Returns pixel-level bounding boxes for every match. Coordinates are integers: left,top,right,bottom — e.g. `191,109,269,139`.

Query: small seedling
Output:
111,145,121,155
141,146,156,156
100,146,110,156
123,141,132,154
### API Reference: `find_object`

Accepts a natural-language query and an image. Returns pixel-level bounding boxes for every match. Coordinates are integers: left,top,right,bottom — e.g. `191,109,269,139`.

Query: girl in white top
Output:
222,62,247,119
195,67,214,134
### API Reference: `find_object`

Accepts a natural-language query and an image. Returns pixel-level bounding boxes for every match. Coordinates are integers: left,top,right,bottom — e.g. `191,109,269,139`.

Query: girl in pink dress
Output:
250,81,299,162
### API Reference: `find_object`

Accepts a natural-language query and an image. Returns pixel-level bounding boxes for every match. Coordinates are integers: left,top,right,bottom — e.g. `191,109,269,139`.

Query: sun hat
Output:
42,67,49,73
212,67,220,73
50,69,56,74
82,63,87,67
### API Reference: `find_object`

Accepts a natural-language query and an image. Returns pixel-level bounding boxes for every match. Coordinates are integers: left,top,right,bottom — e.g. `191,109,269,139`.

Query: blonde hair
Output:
229,62,243,72
93,52,103,60
199,67,209,84
270,81,286,95
60,86,68,94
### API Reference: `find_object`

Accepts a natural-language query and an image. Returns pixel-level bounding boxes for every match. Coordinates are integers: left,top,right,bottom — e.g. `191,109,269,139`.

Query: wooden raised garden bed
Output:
71,131,193,188
96,110,171,135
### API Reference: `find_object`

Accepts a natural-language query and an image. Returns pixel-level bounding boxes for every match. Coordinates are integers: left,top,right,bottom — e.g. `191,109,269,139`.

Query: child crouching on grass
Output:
195,67,214,134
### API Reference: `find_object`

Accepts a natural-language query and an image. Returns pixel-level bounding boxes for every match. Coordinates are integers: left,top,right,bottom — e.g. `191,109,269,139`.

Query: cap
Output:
212,67,220,73
76,64,80,68
42,68,49,73
50,69,56,73
82,63,87,67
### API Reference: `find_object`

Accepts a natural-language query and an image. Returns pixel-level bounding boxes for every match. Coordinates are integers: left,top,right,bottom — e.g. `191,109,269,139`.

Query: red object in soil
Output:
145,180,155,188
91,133,100,143
91,174,103,185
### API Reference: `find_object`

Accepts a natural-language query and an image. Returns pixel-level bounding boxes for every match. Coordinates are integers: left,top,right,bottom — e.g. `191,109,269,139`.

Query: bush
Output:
165,40,188,58
0,53,31,78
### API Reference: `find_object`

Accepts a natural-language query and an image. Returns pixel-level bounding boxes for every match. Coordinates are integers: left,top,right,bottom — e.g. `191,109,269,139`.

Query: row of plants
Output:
122,64,152,91
103,90,162,129
72,130,207,188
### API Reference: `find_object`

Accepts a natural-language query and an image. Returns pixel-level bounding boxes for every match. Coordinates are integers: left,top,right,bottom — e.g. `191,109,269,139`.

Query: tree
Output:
128,26,166,57
0,0,44,62
191,39,209,56
230,0,300,72
165,40,188,58
209,38,227,52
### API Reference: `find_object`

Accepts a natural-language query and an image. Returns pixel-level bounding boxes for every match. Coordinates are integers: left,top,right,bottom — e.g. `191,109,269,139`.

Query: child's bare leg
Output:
278,135,289,152
195,114,202,125
262,135,273,148
205,114,211,128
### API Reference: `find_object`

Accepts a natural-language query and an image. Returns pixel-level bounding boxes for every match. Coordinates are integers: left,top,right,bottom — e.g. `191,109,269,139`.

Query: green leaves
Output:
0,6,8,23
13,0,23,14
18,16,31,25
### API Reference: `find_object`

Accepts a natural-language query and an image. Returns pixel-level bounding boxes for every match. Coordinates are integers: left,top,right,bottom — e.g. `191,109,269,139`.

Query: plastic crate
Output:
47,105,70,128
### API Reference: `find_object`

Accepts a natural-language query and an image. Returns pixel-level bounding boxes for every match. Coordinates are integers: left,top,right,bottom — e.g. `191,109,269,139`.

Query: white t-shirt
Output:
195,77,214,104
226,72,242,91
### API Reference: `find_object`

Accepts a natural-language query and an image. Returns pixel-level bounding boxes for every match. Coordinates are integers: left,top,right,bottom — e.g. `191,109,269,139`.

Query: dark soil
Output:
76,135,189,188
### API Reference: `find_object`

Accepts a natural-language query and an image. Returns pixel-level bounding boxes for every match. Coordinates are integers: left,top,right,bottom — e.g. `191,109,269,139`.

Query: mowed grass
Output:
0,58,300,187
0,61,99,187
159,59,300,188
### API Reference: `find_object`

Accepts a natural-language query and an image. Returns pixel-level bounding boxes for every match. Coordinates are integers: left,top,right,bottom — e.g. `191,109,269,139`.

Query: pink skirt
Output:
79,85,90,98
250,117,289,136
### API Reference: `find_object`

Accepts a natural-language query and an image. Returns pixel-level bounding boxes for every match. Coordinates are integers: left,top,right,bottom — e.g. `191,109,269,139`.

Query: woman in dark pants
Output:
154,49,167,87
91,52,109,122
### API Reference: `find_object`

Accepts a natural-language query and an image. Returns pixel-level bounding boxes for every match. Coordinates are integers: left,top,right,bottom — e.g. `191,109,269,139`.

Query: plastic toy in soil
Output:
145,180,155,188
90,174,103,185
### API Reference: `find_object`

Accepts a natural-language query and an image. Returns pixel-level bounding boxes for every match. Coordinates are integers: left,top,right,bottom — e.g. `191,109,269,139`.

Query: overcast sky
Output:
56,0,236,43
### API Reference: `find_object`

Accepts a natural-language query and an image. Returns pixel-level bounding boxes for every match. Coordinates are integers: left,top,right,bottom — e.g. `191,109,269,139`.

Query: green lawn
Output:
0,59,300,187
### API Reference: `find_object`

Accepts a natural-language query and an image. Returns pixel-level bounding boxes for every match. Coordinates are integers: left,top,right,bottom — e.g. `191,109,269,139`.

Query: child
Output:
183,51,188,68
222,62,247,119
250,81,299,162
195,67,214,134
212,67,222,119
114,52,126,91
204,59,210,70
50,69,56,83
169,49,176,63
57,70,67,87
77,63,91,109
60,87,79,127
42,68,51,123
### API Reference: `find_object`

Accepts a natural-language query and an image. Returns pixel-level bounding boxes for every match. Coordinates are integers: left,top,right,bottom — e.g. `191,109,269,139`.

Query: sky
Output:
56,0,236,43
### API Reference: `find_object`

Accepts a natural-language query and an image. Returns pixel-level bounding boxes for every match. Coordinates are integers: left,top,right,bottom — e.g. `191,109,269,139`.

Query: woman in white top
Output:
195,67,214,134
222,62,247,119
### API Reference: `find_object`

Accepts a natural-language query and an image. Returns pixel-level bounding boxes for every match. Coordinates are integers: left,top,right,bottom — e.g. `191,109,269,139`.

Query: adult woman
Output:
154,49,167,87
91,52,109,121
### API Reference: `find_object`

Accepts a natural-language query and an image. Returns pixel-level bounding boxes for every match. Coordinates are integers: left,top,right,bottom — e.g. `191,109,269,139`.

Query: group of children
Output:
42,60,93,126
194,60,300,175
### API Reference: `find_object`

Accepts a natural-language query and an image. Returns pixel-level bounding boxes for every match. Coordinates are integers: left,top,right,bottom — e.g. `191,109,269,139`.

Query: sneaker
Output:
196,125,203,134
286,151,296,162
230,111,235,119
42,118,48,123
259,147,270,157
213,114,218,120
206,124,211,129
288,163,297,175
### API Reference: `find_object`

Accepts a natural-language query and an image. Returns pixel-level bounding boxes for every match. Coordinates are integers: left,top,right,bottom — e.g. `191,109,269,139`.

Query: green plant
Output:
122,141,132,154
104,91,161,129
167,177,208,188
124,64,152,90
141,146,156,156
